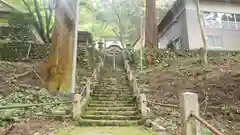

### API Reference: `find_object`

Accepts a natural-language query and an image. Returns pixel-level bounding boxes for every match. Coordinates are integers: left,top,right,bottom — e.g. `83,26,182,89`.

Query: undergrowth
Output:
0,87,71,127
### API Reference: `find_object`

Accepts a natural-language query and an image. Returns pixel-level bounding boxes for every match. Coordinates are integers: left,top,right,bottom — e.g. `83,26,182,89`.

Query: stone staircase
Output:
79,67,142,126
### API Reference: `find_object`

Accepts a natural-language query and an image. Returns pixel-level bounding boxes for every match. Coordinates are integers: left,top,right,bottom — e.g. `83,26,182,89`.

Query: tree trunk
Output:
196,0,208,64
145,0,157,67
145,0,157,48
46,0,76,92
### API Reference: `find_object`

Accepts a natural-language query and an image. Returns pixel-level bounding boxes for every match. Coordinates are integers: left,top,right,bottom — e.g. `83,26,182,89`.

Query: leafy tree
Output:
7,0,55,43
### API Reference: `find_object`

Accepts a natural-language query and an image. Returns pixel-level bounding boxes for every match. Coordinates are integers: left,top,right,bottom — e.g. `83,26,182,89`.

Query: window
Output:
235,14,240,29
206,36,223,48
203,11,240,30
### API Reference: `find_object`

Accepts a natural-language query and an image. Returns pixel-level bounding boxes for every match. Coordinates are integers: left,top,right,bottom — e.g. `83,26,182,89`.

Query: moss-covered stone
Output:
81,115,141,120
84,110,139,116
78,119,141,126
79,67,142,127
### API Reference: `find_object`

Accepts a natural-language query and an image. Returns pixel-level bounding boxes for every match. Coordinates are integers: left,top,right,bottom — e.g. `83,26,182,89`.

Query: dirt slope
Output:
137,56,240,135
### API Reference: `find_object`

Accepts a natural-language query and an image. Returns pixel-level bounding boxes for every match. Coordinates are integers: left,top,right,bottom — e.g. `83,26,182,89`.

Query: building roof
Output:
0,0,28,13
157,0,240,35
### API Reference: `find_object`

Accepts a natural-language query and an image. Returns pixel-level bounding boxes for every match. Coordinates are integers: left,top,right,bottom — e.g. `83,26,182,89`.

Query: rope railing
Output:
0,55,105,121
73,54,104,119
180,92,225,135
0,101,74,110
124,60,147,118
124,60,224,135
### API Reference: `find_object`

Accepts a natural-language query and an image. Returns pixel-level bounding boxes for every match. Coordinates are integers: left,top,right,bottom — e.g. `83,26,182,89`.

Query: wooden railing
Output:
124,60,224,134
0,56,104,120
73,56,104,119
180,92,224,135
124,60,148,118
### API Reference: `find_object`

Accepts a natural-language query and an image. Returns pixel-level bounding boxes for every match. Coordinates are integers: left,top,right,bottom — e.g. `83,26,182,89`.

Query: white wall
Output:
186,0,240,14
185,0,240,50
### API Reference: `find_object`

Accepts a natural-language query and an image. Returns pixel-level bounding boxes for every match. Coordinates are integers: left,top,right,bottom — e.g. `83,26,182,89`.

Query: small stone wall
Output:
0,41,49,61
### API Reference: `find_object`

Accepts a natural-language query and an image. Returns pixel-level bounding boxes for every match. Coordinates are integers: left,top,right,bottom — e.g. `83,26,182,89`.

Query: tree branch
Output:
34,0,48,43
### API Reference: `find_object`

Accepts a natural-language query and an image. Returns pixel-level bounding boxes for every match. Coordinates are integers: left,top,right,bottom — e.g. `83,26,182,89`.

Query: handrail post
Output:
86,80,91,95
180,92,200,135
140,93,147,117
73,94,81,119
129,70,133,81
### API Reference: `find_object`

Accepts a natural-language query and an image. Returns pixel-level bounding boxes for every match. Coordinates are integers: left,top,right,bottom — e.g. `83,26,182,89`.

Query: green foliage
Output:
200,127,214,135
6,0,55,43
8,11,34,41
0,87,70,127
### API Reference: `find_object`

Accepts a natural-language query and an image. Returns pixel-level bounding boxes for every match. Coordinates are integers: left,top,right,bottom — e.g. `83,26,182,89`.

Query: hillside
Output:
137,56,240,135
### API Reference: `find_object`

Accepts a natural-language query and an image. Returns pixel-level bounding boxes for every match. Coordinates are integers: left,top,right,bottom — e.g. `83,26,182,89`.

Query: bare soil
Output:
0,61,43,97
137,56,240,135
0,61,74,135
0,118,74,135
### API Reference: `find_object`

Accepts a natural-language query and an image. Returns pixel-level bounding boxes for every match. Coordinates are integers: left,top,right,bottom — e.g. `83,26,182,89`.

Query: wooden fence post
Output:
180,92,200,135
140,93,147,117
129,70,133,81
73,94,81,119
86,80,91,96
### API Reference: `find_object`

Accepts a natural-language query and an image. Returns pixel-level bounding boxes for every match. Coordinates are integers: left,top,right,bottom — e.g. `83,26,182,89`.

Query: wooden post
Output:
73,94,81,119
129,70,133,81
140,93,147,117
113,54,116,69
180,92,200,135
86,80,91,95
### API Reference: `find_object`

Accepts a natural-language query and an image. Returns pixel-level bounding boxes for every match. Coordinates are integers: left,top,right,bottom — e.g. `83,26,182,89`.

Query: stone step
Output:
86,106,137,111
90,100,134,104
84,111,139,116
81,115,141,120
93,91,133,95
91,94,133,98
88,103,136,107
78,119,141,126
91,96,134,101
94,88,132,92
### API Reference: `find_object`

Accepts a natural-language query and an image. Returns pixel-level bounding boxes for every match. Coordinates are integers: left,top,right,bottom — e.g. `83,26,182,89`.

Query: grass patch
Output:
56,127,156,135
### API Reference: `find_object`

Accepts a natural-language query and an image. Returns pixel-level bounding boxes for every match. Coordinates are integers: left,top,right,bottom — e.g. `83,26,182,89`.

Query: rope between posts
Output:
0,101,74,110
125,60,224,135
190,113,224,135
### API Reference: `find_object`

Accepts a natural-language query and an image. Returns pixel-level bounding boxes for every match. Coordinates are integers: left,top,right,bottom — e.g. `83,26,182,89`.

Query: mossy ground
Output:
56,127,156,135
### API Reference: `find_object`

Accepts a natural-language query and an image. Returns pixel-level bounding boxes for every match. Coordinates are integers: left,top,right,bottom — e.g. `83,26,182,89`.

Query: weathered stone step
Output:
81,115,140,120
94,88,132,92
91,94,133,98
91,100,134,104
78,119,141,126
88,103,135,107
91,97,134,101
84,110,139,116
86,106,137,111
93,91,133,95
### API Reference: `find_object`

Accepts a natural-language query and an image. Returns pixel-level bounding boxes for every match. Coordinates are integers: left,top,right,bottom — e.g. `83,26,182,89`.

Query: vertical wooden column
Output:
47,0,76,92
73,94,81,119
180,92,200,135
140,93,147,117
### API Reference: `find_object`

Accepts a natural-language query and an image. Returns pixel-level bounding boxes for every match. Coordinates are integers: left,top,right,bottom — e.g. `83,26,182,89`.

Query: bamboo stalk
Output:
0,101,73,110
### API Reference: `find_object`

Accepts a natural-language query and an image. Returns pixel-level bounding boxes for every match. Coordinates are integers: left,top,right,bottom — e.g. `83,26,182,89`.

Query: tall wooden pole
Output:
71,0,80,94
145,0,157,48
140,3,145,71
